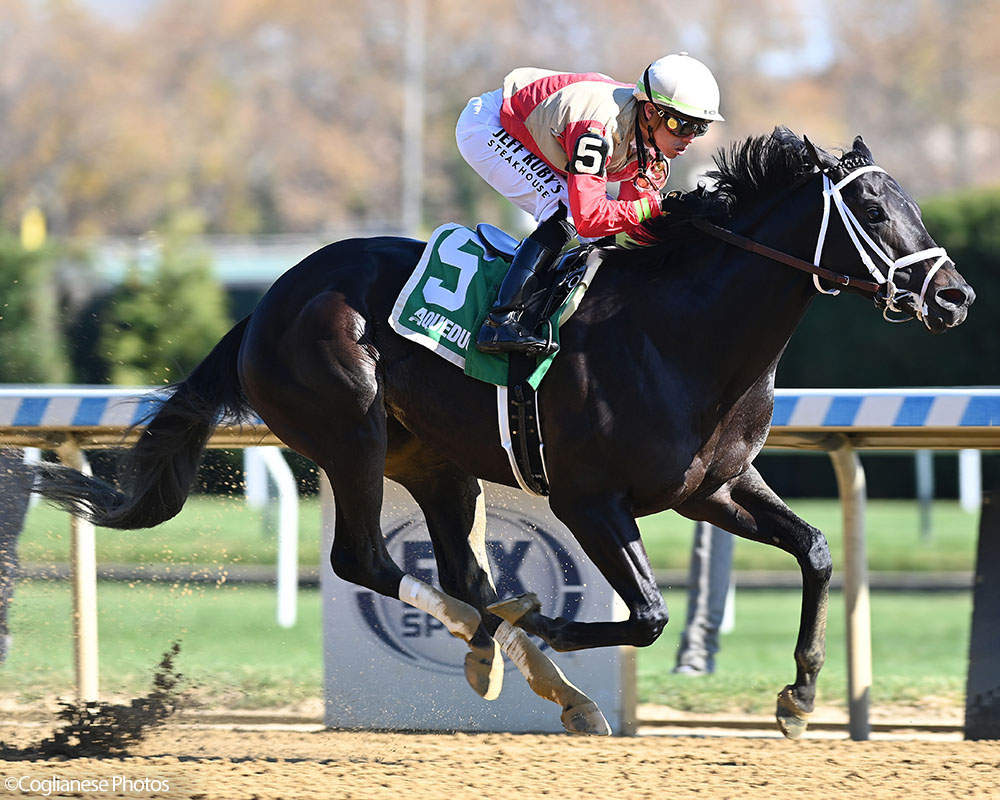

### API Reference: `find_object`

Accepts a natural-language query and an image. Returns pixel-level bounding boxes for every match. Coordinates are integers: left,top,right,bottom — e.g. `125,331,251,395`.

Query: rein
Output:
688,163,953,325
690,217,880,293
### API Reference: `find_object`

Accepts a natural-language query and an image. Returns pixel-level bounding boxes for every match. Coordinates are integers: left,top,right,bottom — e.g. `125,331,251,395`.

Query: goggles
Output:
633,155,669,192
656,108,711,138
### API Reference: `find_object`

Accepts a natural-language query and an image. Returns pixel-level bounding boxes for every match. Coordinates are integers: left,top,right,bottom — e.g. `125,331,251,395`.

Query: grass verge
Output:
16,496,981,573
2,582,970,718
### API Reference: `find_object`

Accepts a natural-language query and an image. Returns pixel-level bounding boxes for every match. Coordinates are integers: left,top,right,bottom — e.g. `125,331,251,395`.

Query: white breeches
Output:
455,89,571,225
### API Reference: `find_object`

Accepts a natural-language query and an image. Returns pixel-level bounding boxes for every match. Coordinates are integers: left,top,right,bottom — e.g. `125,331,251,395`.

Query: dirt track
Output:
2,725,999,800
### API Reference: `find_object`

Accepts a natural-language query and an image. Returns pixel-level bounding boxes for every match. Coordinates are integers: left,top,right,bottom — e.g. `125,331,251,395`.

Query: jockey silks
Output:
458,70,665,239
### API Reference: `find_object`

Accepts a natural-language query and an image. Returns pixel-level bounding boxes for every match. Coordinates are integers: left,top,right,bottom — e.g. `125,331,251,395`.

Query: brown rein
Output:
690,217,882,294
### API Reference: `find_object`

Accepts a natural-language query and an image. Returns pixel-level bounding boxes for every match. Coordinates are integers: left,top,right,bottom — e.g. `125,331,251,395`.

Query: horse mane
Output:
625,126,815,259
704,127,814,216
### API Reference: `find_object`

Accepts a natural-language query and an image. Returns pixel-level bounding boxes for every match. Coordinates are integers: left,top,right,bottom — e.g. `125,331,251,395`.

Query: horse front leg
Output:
677,466,832,740
489,491,669,651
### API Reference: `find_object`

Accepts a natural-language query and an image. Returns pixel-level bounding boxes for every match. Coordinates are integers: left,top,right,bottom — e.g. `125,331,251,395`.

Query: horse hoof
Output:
561,701,612,736
465,638,504,701
487,593,541,625
775,685,810,740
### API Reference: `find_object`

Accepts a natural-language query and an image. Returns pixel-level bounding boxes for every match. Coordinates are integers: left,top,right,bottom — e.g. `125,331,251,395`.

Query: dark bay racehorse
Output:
36,128,974,737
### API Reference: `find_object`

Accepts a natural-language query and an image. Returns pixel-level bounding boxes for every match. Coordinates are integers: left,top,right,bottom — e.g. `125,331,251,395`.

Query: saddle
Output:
475,222,596,342
474,224,604,497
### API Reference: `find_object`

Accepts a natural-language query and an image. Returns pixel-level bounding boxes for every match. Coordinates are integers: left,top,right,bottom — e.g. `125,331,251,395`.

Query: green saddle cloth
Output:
390,223,575,389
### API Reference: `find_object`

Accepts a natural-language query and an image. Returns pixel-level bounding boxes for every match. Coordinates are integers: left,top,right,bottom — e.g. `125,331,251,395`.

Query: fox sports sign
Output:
321,480,632,733
357,507,586,673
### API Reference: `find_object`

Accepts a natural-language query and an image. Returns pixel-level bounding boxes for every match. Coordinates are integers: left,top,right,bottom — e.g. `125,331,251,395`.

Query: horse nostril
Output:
937,287,971,307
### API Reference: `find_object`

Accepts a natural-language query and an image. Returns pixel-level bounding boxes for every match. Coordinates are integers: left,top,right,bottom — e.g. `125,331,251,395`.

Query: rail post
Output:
257,447,299,628
829,437,871,741
56,437,99,702
965,487,1000,739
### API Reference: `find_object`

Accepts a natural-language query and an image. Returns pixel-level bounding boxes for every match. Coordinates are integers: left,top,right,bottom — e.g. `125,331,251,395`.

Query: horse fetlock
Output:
775,684,812,740
486,592,541,625
796,646,827,677
560,700,612,736
464,637,504,701
630,606,669,647
439,601,483,642
494,621,589,710
631,621,666,648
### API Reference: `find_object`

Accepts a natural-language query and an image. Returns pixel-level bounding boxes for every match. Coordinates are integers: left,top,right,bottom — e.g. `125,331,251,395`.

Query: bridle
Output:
691,162,953,326
812,164,950,323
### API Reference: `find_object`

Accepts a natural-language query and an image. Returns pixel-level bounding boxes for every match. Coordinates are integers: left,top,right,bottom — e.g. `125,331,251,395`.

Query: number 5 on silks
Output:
570,133,609,176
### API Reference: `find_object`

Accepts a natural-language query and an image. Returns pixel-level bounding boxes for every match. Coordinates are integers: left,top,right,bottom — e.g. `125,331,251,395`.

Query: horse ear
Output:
852,135,875,164
773,125,802,147
803,135,838,173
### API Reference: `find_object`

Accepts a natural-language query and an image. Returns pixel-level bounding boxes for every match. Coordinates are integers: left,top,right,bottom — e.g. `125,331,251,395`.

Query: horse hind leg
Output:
380,423,503,700
321,452,498,702
323,453,491,689
396,574,501,700
262,385,492,696
394,452,609,734
248,295,499,702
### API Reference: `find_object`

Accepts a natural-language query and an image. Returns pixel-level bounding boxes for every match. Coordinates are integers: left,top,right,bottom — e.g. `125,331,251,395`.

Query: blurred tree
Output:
97,214,232,385
0,237,70,382
830,0,1000,197
0,0,995,240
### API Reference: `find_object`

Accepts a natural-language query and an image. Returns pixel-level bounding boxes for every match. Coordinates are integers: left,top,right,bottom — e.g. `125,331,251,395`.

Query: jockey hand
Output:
661,184,713,216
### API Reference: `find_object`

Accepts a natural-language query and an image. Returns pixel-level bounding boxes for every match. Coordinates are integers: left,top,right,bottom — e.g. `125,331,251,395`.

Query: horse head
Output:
802,134,975,333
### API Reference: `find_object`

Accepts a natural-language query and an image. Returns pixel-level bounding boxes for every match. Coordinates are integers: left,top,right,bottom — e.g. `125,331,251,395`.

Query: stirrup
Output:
475,318,558,357
520,319,558,356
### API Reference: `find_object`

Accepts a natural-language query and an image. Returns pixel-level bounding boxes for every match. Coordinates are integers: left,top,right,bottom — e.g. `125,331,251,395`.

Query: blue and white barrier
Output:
3,385,999,449
774,388,1000,428
0,386,275,447
0,387,158,429
766,388,1000,450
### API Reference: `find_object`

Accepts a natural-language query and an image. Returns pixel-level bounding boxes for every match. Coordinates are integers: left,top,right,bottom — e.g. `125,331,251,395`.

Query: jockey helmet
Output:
634,53,724,122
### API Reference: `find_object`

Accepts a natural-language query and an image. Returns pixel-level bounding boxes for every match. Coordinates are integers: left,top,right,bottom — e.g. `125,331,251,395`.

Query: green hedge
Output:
0,238,70,383
97,229,232,386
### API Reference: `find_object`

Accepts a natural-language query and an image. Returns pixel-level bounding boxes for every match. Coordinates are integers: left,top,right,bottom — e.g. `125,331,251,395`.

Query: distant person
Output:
0,449,34,664
674,520,734,675
456,53,723,355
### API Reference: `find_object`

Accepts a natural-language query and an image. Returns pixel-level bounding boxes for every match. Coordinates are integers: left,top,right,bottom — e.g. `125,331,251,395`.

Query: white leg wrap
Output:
494,621,585,706
398,574,479,641
493,621,532,674
494,622,611,735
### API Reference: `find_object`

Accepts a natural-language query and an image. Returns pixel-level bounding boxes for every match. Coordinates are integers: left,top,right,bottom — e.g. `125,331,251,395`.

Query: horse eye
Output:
866,206,886,223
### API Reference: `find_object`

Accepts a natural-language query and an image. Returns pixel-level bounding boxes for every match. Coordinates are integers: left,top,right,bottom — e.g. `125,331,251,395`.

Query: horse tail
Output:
36,315,253,529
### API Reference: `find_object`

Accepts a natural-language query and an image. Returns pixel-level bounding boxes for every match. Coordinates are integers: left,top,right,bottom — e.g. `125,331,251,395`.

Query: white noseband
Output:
812,164,950,325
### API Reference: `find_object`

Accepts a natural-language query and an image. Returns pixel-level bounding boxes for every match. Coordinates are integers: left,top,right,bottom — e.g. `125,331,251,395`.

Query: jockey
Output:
456,53,724,355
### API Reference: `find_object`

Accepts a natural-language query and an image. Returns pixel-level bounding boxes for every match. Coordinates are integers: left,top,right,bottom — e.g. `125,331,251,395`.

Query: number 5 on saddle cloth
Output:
389,223,604,496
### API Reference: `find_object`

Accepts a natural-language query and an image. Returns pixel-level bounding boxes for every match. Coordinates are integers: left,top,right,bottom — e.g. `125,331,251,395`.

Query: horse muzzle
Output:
921,275,975,333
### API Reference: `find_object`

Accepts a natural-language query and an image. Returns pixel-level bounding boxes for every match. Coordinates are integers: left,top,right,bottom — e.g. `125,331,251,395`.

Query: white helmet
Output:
634,53,724,122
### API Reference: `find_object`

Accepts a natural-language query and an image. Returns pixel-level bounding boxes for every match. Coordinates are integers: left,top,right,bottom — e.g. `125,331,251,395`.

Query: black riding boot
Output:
476,213,573,356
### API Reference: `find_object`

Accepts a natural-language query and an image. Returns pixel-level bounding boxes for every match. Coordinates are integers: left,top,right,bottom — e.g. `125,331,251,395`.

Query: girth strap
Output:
503,351,550,496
